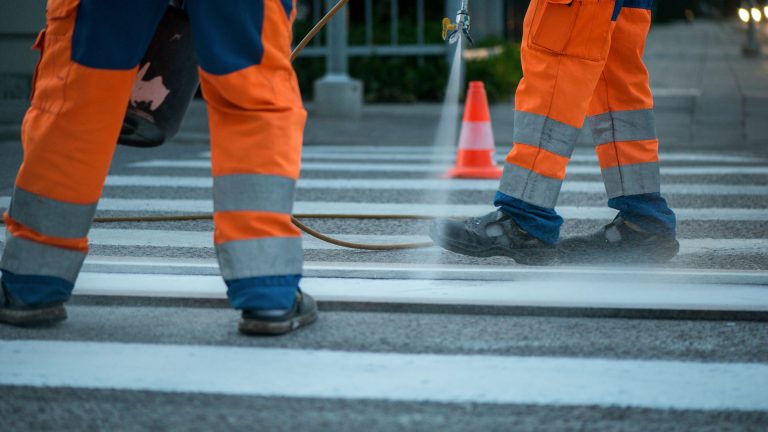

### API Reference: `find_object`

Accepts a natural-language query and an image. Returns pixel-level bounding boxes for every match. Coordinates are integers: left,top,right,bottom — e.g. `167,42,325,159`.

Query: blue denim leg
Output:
225,275,300,310
494,191,563,245
608,192,677,238
1,270,73,307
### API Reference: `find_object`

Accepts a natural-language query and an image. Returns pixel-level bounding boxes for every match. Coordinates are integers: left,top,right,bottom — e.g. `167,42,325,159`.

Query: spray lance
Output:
442,0,473,45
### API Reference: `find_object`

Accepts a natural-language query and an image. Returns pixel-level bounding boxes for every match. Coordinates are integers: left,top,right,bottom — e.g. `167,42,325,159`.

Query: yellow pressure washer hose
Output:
1,0,436,251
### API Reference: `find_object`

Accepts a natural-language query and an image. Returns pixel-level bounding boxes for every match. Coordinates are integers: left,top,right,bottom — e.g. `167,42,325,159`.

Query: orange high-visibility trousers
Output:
1,0,306,310
499,0,661,209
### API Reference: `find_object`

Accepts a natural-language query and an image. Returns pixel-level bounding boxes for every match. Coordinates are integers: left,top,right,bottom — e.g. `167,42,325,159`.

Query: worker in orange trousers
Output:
0,0,316,334
431,0,679,265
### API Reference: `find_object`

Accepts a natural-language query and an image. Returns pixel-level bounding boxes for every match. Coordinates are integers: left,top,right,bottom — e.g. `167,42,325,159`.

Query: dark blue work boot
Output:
428,210,558,265
0,282,67,326
558,216,680,264
239,290,318,336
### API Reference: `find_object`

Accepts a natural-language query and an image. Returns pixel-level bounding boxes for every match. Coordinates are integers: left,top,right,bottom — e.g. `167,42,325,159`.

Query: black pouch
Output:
119,3,199,148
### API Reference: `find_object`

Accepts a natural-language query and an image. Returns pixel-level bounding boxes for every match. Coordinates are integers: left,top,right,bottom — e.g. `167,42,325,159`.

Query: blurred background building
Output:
0,0,755,102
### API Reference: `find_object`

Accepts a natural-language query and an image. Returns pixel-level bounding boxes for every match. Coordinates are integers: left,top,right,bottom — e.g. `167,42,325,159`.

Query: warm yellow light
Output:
751,7,762,22
764,6,768,19
739,8,750,23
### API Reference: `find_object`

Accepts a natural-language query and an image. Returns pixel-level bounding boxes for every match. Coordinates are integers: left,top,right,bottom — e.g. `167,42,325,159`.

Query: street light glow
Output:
751,7,762,22
764,6,768,19
739,8,750,23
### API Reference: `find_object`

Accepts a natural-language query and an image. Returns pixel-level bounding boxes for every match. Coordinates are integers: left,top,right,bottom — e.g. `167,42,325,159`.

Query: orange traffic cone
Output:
445,81,503,179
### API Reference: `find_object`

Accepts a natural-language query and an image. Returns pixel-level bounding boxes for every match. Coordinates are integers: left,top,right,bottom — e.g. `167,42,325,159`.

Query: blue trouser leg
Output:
494,191,564,245
184,0,305,311
609,192,677,237
494,191,676,245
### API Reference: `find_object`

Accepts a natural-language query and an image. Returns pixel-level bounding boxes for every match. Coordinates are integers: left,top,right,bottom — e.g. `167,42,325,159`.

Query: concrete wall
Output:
0,1,46,98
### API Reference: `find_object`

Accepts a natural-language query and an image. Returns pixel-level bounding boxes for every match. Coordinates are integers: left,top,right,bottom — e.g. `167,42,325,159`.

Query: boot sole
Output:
558,240,681,264
430,227,558,266
0,303,67,326
238,307,318,336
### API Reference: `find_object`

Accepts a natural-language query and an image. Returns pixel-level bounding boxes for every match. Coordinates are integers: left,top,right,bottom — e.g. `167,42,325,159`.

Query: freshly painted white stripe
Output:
652,87,702,97
1,197,766,220
129,160,768,175
300,153,761,164
72,272,768,312
105,175,213,187
2,340,766,411
79,257,768,285
105,175,768,196
86,229,214,248
44,229,768,255
131,160,213,169
85,256,221,269
199,149,762,163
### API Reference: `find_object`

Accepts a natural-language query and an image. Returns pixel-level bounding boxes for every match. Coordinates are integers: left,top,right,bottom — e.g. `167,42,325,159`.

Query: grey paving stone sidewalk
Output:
647,20,768,151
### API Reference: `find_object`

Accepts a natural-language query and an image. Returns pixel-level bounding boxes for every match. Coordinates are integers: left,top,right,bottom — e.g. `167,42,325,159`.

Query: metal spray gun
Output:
442,0,473,45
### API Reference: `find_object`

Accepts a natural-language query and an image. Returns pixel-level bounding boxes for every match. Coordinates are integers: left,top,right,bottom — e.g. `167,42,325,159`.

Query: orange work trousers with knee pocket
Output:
499,0,660,209
1,0,306,310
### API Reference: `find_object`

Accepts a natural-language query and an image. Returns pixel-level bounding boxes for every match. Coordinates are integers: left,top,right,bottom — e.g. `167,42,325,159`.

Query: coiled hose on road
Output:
1,0,437,251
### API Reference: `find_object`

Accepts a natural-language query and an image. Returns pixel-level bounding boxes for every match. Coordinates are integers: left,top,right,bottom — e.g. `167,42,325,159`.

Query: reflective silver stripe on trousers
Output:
601,162,661,199
216,237,303,281
498,163,562,209
8,188,95,239
0,236,85,283
588,109,657,146
513,110,581,158
213,174,295,214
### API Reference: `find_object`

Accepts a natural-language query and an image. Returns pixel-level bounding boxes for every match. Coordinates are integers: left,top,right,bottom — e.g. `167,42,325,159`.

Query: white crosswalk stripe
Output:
129,159,768,175
199,148,765,163
68,271,768,311
2,340,766,411
104,175,768,196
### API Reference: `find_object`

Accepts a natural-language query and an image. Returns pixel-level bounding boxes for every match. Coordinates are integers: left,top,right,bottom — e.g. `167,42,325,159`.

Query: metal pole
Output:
365,0,373,46
313,0,363,118
417,0,425,65
391,0,399,45
326,0,349,76
445,0,454,62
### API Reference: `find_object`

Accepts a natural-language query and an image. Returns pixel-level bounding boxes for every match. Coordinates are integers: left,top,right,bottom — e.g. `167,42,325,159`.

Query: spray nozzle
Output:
442,0,473,45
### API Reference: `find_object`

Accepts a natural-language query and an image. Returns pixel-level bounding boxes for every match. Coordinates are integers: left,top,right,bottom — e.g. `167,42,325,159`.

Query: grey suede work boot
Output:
239,291,318,336
0,283,67,326
428,210,558,265
558,216,680,264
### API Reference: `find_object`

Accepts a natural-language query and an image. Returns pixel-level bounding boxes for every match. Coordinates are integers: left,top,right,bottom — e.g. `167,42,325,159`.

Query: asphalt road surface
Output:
1,135,767,431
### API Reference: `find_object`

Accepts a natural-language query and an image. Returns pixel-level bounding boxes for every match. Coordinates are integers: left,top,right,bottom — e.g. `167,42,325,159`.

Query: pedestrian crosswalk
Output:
1,143,767,424
1,144,767,293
